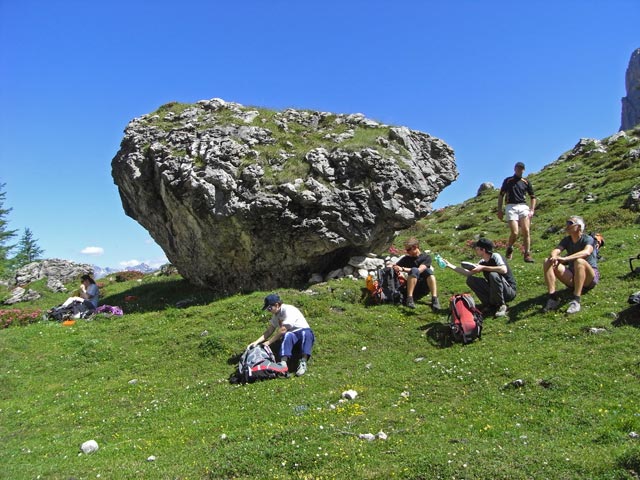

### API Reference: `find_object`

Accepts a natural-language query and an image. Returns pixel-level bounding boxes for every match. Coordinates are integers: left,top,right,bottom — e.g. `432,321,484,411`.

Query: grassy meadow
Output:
1,127,640,479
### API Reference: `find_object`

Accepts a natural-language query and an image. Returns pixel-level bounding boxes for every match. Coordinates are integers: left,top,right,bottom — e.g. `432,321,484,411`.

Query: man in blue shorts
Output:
497,162,536,263
542,216,600,314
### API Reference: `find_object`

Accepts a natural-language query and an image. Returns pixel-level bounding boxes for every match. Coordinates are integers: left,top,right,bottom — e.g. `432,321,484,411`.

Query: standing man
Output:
441,238,516,317
498,162,536,263
249,294,315,376
392,237,440,311
542,216,599,314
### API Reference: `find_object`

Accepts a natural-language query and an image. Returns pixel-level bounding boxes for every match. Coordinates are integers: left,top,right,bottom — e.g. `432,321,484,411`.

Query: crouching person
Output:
248,294,315,376
543,215,599,314
442,238,516,317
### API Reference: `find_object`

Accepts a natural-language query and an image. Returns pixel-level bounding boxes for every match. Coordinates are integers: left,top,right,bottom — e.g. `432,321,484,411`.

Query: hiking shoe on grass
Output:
543,297,560,312
566,300,581,314
431,297,441,311
524,253,534,263
406,296,416,309
495,304,508,317
296,360,307,376
506,246,514,260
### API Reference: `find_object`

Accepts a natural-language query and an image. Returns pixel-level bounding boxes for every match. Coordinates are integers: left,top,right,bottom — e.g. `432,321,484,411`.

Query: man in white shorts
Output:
497,162,537,263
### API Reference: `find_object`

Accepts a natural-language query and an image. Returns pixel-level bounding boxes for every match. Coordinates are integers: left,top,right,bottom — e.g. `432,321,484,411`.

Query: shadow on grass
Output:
612,305,640,328
421,321,455,348
101,277,219,314
506,288,595,323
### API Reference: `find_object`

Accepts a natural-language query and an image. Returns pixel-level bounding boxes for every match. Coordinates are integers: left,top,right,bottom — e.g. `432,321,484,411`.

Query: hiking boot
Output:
296,360,307,376
405,296,416,309
543,297,560,312
506,246,514,260
277,360,289,371
431,297,441,311
524,253,534,263
494,304,508,317
566,300,581,314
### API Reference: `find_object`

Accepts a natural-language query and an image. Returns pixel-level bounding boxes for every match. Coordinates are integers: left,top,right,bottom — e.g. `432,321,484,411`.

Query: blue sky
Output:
1,1,638,269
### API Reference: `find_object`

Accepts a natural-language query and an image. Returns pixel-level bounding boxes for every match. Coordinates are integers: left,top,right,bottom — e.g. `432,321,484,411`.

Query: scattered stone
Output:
629,431,639,439
200,330,209,336
342,389,358,400
3,287,41,305
588,327,607,334
128,379,138,385
377,431,388,440
80,440,99,454
503,379,525,389
358,433,376,441
147,455,156,462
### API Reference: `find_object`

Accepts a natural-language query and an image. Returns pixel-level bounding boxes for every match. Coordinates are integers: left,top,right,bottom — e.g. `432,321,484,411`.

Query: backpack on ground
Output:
235,345,288,384
370,266,404,304
47,301,94,321
589,232,605,259
449,293,483,344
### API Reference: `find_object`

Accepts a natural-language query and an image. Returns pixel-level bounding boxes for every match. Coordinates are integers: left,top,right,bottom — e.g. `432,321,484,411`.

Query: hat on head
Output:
262,293,281,310
473,238,494,253
515,162,525,169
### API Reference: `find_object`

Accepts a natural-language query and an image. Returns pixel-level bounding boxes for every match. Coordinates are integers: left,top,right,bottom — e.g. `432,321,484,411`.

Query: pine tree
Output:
13,227,44,269
0,182,18,277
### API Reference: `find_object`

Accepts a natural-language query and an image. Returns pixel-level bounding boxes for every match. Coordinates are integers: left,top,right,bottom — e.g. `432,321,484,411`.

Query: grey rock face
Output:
15,259,94,288
111,98,457,292
621,48,640,131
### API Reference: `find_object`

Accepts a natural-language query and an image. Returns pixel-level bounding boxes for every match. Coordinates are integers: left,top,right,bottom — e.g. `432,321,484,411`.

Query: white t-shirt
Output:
269,304,310,332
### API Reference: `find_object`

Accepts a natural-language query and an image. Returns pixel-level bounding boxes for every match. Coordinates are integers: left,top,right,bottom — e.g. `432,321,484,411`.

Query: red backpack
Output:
449,294,483,344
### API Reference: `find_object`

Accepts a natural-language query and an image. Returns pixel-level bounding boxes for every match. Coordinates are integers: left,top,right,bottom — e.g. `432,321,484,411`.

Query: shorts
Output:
568,265,600,290
505,203,530,221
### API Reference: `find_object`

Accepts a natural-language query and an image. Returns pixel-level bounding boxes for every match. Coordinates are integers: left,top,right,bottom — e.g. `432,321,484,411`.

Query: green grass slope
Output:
1,128,640,479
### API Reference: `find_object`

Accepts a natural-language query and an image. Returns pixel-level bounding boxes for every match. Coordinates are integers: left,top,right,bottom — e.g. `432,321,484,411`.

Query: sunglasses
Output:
267,304,277,311
566,220,577,226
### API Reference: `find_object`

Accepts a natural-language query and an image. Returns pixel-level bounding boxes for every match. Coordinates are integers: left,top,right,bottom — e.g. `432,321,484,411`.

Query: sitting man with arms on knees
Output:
392,237,440,311
543,215,599,314
442,237,516,317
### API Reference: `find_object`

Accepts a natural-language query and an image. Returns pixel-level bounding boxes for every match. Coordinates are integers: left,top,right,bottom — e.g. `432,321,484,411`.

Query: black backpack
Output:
449,294,483,344
371,266,404,304
47,301,94,321
234,345,288,384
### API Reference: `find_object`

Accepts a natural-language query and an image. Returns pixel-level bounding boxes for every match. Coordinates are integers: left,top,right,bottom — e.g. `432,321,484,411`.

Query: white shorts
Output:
506,203,530,221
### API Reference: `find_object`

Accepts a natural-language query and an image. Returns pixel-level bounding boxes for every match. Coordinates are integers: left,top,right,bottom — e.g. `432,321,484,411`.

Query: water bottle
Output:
434,253,446,268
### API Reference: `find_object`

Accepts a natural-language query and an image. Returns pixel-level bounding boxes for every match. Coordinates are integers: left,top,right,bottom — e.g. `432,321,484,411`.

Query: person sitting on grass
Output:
543,215,599,314
392,237,440,311
60,274,99,311
441,237,516,317
248,293,315,377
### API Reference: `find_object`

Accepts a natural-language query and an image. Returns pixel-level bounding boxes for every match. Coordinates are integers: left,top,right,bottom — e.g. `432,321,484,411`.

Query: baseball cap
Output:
515,162,525,169
473,238,494,252
262,293,281,310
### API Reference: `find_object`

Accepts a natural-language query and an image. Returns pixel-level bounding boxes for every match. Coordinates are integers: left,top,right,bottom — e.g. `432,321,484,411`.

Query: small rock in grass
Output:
80,440,99,454
342,389,358,400
377,431,388,440
147,455,156,461
629,431,639,439
359,433,376,441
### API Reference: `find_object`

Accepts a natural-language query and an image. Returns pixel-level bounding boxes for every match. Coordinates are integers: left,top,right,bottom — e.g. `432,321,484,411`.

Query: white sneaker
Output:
543,297,560,312
494,305,508,317
296,360,307,376
566,300,581,314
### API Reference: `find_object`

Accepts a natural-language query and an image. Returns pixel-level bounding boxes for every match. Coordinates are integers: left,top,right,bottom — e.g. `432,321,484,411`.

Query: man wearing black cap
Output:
441,237,516,317
248,293,315,376
497,162,536,263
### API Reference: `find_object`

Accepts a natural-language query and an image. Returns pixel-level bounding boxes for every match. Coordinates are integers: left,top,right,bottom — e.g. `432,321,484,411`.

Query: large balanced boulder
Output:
111,98,457,292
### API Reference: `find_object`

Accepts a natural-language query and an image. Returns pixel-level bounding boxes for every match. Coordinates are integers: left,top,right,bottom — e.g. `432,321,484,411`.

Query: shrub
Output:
0,308,43,328
114,271,144,282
